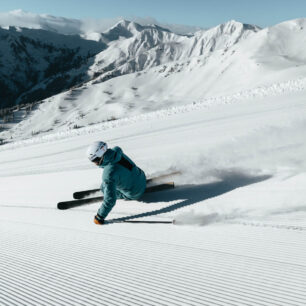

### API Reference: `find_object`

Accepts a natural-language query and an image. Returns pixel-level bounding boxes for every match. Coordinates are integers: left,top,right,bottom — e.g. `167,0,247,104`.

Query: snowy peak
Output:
94,18,258,69
272,18,306,29
196,20,260,41
127,21,148,33
101,20,144,42
238,18,306,66
101,19,172,42
219,20,260,33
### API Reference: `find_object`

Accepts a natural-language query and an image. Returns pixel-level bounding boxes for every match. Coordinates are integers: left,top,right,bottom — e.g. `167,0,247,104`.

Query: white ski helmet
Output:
86,141,108,163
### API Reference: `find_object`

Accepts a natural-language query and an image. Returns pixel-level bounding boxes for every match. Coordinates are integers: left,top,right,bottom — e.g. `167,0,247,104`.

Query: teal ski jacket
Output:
97,146,146,219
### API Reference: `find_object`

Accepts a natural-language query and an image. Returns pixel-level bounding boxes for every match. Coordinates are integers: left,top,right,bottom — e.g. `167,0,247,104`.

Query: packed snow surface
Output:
1,81,306,305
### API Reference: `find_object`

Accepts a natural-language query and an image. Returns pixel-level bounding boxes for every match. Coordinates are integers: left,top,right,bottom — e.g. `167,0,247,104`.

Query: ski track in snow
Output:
0,220,306,306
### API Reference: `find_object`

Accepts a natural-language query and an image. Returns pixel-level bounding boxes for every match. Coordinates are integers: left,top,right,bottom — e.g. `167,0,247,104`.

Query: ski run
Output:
1,80,306,305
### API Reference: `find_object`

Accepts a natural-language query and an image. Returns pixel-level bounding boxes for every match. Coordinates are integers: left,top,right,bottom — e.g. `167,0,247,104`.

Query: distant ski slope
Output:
1,75,306,145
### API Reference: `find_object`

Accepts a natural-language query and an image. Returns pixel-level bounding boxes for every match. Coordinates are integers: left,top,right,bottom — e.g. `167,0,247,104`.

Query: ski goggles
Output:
91,156,102,164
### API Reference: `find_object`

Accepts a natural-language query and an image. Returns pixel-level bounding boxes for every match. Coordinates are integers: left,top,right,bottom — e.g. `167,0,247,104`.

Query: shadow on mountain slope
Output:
107,170,271,223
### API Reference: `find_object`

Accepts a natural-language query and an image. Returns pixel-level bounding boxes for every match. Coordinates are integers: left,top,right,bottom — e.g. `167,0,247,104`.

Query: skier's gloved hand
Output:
94,214,104,225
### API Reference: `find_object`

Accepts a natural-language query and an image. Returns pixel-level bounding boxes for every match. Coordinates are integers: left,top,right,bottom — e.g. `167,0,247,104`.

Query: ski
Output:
113,220,173,224
57,182,174,210
73,171,180,199
58,195,104,209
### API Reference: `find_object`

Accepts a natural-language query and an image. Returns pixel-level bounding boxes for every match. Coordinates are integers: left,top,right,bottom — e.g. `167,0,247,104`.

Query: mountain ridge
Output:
0,18,258,109
1,17,306,143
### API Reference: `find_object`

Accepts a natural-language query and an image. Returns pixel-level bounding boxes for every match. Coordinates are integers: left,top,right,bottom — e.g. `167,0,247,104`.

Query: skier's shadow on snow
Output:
107,170,271,223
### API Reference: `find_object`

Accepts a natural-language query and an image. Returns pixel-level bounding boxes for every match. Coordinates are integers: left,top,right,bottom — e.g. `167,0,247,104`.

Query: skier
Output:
86,141,146,224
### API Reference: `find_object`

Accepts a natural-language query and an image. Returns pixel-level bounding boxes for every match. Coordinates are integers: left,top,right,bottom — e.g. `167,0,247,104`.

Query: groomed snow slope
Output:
0,82,306,305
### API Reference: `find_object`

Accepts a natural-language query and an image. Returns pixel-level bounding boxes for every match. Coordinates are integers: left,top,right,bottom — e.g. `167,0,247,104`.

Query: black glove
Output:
94,214,104,225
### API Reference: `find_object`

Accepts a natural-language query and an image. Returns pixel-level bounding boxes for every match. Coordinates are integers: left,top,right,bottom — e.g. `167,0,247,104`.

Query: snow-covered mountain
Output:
2,15,306,143
0,26,106,107
0,18,257,108
89,19,259,77
0,17,260,140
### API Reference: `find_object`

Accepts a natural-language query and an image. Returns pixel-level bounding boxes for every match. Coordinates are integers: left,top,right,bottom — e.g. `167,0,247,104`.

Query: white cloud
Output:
0,10,204,35
0,10,81,34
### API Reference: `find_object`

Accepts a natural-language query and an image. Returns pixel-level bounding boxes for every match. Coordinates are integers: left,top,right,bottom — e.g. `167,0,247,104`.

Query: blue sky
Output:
1,0,306,28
